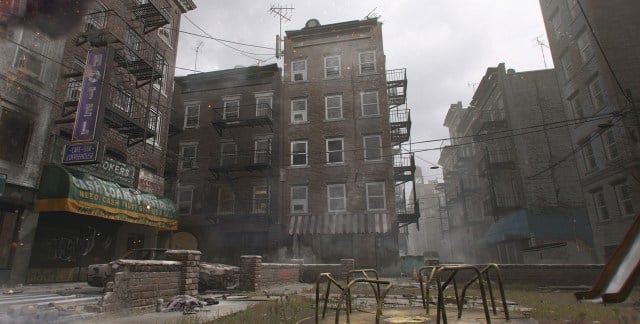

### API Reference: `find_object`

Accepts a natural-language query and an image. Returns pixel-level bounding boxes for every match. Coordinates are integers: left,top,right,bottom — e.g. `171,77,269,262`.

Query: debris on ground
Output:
162,295,206,314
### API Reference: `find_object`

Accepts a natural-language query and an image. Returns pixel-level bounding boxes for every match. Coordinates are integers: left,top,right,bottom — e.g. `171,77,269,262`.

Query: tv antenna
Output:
365,7,380,19
467,81,479,92
269,4,294,58
193,40,204,72
534,35,549,68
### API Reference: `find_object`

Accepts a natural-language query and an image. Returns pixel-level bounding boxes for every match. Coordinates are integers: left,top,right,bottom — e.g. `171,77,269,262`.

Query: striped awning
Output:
288,213,390,235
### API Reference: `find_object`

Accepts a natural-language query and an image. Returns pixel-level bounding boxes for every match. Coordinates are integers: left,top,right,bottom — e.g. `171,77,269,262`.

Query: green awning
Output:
35,164,178,230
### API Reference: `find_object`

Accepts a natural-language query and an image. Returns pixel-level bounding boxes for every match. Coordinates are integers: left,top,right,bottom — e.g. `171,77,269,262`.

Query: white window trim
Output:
184,103,200,128
363,135,382,161
366,182,386,211
602,129,620,161
615,183,635,218
324,55,341,78
157,9,173,47
291,140,308,166
593,190,609,221
589,78,607,111
223,99,240,120
291,185,308,214
326,138,344,164
146,106,162,148
583,141,597,171
361,90,379,116
327,183,346,213
179,143,198,170
13,47,44,80
220,142,237,166
255,95,272,118
325,94,343,120
291,59,307,82
291,98,308,123
254,138,271,164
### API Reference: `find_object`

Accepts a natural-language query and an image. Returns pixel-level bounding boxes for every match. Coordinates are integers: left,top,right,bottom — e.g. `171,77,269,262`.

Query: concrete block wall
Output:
101,260,181,312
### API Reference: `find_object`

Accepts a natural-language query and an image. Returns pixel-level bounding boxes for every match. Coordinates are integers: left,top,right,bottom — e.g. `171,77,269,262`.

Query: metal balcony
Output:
393,152,416,184
211,103,273,136
479,149,515,176
482,193,523,220
397,200,420,225
473,110,508,138
390,108,411,144
123,0,171,34
209,150,272,179
387,68,407,108
102,87,157,146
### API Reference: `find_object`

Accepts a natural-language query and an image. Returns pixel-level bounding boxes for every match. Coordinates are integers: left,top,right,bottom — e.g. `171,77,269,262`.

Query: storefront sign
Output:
35,165,178,231
62,141,101,165
72,47,111,142
75,156,136,188
0,173,6,197
137,169,164,196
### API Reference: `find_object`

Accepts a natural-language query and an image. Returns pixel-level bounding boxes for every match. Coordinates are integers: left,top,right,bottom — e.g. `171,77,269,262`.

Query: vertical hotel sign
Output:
72,47,112,142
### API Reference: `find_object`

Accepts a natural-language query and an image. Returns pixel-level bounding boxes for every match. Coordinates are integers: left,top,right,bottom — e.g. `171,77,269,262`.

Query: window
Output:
84,3,106,31
217,186,235,214
615,183,635,217
184,103,200,128
253,185,269,214
582,141,597,171
291,140,308,166
291,185,308,213
577,32,593,63
13,47,43,79
593,190,609,221
567,0,581,20
366,182,385,211
364,135,382,161
560,51,574,80
125,28,142,62
157,9,173,46
113,89,134,114
291,98,307,123
146,106,161,147
327,184,346,212
177,187,194,215
65,79,82,102
180,143,197,169
254,138,271,164
326,138,344,163
589,78,607,111
359,51,376,74
223,99,240,120
602,130,620,160
324,55,340,78
153,54,168,95
220,142,236,166
361,91,379,116
0,107,32,165
325,95,342,120
291,59,306,81
256,95,272,118
569,93,584,119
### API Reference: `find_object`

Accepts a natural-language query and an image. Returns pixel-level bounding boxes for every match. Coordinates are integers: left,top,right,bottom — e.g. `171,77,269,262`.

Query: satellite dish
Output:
305,19,320,28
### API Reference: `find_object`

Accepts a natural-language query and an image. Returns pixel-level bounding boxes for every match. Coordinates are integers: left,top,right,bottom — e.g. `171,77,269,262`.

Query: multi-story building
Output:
439,64,594,264
282,18,415,272
168,64,283,263
23,0,195,283
539,0,640,262
0,3,66,284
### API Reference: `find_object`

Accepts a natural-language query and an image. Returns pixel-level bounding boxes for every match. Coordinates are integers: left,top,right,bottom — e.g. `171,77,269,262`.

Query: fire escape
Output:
387,68,419,225
58,1,169,147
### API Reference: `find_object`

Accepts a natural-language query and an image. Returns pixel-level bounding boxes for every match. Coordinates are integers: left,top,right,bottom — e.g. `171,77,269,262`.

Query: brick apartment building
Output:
14,0,196,283
439,64,594,264
539,0,640,262
282,18,416,272
168,64,284,263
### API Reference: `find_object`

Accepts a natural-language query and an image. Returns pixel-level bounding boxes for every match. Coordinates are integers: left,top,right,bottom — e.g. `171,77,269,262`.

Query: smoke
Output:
1,0,93,38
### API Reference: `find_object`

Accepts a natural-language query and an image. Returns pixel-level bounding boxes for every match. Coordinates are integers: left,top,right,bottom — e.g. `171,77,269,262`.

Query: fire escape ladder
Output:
123,0,171,34
387,68,407,109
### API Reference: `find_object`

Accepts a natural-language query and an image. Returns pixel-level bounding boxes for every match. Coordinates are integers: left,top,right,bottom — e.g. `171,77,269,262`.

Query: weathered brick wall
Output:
165,249,201,296
101,260,181,312
260,263,301,287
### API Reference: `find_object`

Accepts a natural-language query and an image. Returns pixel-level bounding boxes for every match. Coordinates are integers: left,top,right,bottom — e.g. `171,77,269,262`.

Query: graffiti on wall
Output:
47,226,98,262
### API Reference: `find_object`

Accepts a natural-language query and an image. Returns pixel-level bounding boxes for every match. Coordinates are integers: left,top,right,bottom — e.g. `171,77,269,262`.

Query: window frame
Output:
361,90,379,116
569,93,584,119
0,106,33,165
593,189,609,221
359,51,376,74
326,137,344,164
157,9,173,47
291,59,307,82
615,182,635,218
602,129,620,161
588,78,607,111
576,32,594,63
255,95,272,118
179,143,197,170
254,138,271,164
325,94,343,120
582,141,598,172
146,106,162,147
184,103,200,128
366,182,386,211
217,186,235,214
291,98,308,123
291,185,308,214
177,186,194,215
220,141,237,166
223,99,240,120
324,55,341,78
291,140,308,166
363,134,382,161
327,183,346,213
13,47,44,80
252,185,269,214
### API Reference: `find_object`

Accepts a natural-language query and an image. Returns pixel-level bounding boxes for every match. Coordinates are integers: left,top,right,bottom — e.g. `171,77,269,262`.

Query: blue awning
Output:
485,210,530,244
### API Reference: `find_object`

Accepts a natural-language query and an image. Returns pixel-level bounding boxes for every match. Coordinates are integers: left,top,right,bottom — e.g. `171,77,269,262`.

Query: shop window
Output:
0,107,32,165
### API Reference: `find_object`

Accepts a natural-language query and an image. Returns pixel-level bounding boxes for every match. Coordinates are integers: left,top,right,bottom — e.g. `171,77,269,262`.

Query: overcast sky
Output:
174,0,553,181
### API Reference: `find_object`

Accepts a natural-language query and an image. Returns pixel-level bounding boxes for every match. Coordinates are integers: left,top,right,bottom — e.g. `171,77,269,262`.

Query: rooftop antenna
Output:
269,4,294,59
534,35,549,68
193,40,204,72
467,81,479,92
365,7,380,19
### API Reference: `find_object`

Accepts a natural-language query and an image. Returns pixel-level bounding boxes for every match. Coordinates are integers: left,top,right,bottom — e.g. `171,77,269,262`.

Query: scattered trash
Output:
3,289,24,295
161,295,206,314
